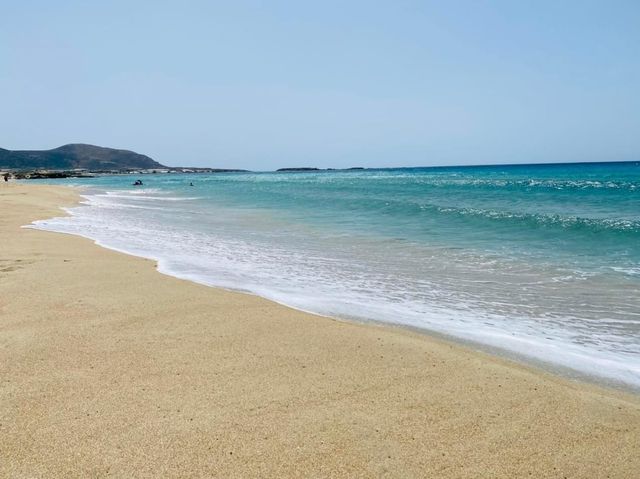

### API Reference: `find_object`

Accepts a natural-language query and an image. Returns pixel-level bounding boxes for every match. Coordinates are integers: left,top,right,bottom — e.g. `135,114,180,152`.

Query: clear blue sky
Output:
1,1,639,170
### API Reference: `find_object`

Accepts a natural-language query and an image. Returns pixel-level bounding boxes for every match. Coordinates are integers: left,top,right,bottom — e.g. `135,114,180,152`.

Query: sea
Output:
28,162,640,390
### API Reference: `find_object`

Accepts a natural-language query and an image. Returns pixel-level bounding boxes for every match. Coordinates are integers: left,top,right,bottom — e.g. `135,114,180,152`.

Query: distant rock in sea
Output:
0,143,165,170
275,166,367,173
276,167,320,172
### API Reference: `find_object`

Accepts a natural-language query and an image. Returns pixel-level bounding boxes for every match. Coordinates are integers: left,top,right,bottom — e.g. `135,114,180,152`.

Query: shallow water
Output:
29,162,640,388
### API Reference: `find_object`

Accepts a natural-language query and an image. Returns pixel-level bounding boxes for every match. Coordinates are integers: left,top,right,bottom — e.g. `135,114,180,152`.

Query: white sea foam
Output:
27,188,640,391
100,192,202,201
611,266,640,277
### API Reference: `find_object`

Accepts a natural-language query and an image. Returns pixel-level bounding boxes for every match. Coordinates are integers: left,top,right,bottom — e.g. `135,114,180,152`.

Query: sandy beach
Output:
1,183,639,478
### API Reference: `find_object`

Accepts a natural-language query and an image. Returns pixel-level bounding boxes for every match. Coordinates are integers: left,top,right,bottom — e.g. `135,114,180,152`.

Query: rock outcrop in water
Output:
276,167,368,172
276,167,321,172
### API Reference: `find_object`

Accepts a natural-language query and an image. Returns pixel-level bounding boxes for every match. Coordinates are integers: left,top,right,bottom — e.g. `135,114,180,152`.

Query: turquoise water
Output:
30,162,640,388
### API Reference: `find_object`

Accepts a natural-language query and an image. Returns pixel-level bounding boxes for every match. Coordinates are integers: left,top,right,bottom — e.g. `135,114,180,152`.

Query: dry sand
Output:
1,183,639,478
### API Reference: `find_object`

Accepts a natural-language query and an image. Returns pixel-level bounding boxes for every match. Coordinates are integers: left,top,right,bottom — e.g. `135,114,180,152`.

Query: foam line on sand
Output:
1,183,639,478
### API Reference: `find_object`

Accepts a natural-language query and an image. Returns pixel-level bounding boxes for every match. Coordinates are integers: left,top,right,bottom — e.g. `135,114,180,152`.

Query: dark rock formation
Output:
276,167,320,172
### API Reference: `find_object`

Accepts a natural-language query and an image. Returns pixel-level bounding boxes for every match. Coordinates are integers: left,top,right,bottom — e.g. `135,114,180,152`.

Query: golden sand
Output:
1,183,639,478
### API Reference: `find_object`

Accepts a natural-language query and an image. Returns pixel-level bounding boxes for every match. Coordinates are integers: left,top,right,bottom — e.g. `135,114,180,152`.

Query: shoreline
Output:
31,184,640,394
2,183,639,477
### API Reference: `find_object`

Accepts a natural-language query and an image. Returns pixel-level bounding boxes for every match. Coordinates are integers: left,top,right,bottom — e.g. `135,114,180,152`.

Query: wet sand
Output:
1,183,639,478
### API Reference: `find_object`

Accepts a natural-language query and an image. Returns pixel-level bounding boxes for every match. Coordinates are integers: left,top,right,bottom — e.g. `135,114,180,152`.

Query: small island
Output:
276,167,321,172
276,166,368,172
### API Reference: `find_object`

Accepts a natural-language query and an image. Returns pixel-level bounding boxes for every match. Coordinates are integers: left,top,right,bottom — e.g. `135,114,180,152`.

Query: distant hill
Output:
0,144,165,170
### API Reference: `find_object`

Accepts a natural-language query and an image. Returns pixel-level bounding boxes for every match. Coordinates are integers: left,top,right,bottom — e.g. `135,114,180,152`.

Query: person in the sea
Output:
189,182,194,186
3,173,9,182
133,179,143,186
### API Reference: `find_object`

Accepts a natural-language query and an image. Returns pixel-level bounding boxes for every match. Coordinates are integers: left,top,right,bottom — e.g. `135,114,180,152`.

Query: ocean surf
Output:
28,162,640,389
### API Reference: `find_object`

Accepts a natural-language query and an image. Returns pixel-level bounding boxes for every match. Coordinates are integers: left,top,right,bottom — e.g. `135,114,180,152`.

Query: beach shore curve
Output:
1,183,639,478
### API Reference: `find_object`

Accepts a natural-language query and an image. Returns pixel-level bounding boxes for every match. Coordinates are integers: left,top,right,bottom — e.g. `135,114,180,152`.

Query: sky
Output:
1,0,639,170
